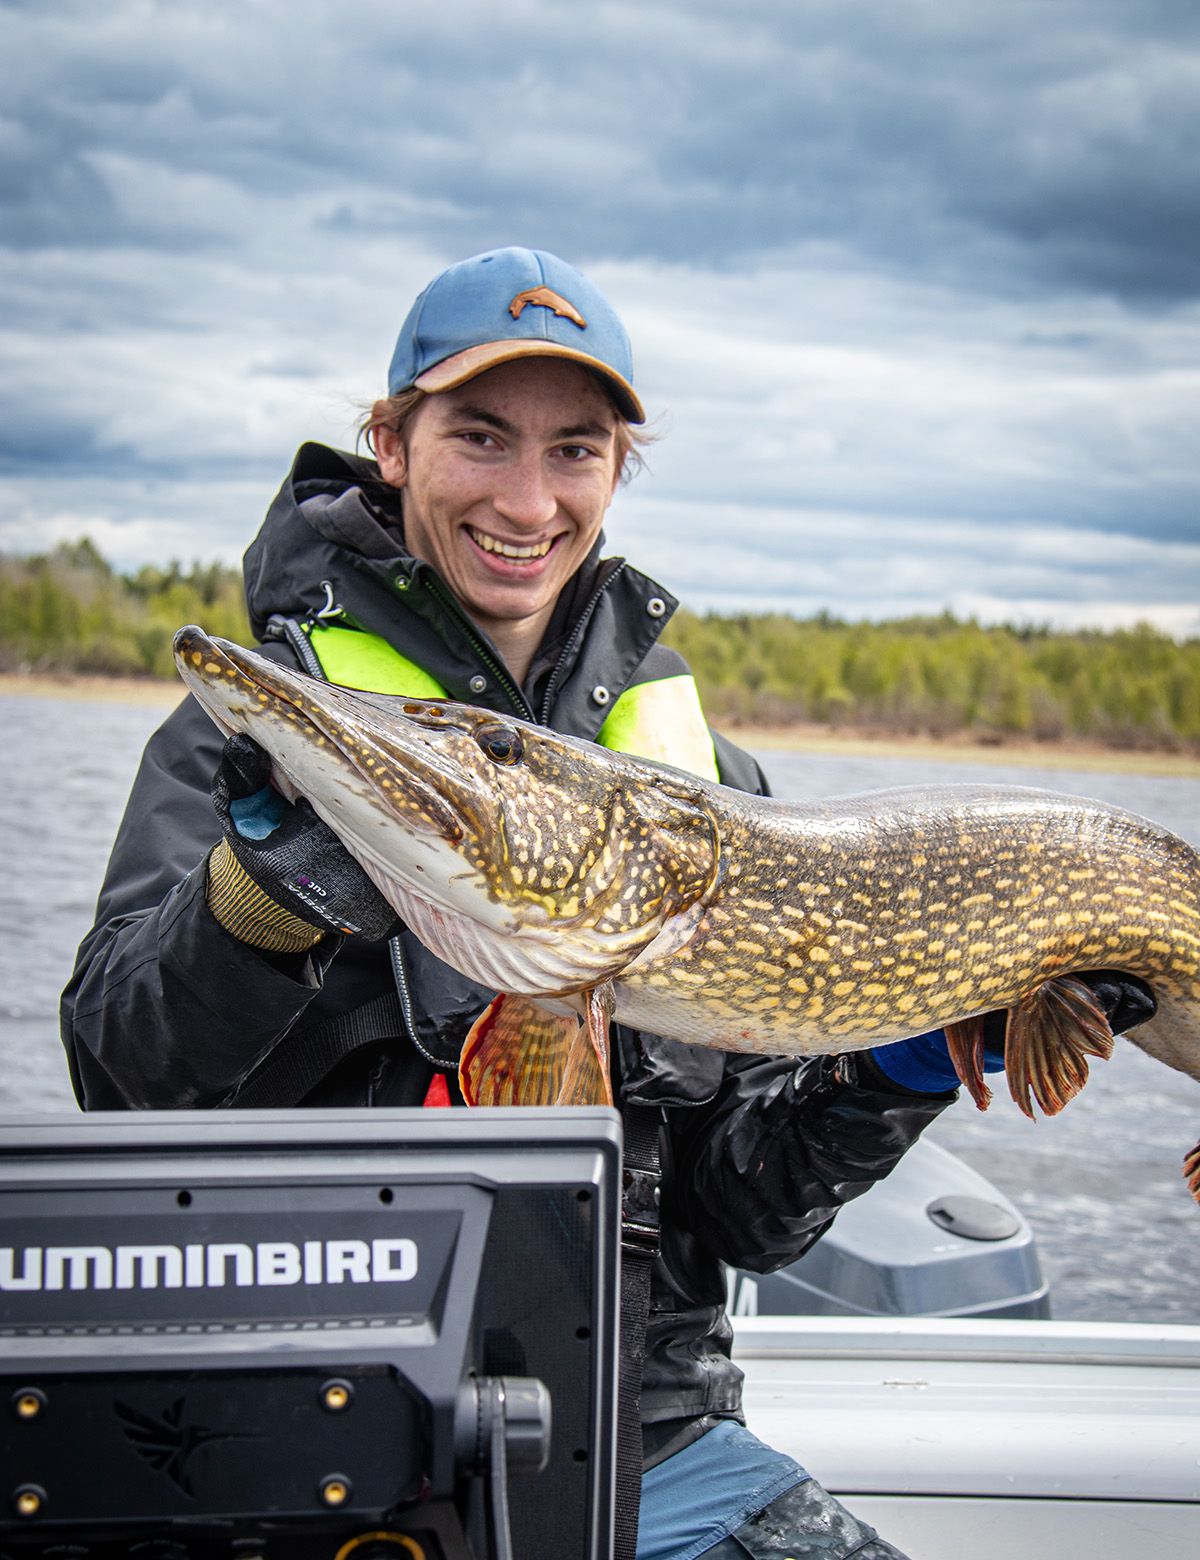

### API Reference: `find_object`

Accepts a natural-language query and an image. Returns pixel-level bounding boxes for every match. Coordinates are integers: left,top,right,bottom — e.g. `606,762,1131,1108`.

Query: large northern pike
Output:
174,627,1200,1196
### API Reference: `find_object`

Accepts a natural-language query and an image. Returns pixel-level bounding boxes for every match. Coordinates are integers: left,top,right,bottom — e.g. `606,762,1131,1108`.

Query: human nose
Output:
490,451,558,530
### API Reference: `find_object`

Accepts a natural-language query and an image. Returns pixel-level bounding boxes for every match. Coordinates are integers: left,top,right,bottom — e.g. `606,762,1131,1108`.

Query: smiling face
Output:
374,357,622,680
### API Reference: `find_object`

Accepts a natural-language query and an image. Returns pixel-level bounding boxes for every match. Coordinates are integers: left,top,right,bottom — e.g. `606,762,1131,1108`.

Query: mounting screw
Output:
10,1387,46,1421
646,598,666,617
319,1473,353,1507
12,1483,46,1517
320,1378,355,1413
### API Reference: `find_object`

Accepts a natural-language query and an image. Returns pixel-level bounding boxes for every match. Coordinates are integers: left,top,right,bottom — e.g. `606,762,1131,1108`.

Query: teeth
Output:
470,528,553,560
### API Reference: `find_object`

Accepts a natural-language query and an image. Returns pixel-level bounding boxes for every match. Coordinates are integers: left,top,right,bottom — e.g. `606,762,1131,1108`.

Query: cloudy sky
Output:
3,0,1198,631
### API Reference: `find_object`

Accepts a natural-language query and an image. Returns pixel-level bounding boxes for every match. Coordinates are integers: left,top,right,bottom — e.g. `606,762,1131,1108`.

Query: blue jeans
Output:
697,1478,910,1559
635,1422,908,1560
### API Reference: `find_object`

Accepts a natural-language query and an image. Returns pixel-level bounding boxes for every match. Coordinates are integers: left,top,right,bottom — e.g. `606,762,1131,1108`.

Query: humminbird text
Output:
0,1239,418,1291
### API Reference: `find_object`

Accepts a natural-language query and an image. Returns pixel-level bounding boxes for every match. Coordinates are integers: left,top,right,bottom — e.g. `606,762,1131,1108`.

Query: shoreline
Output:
0,672,188,708
2,673,1197,779
718,723,1200,778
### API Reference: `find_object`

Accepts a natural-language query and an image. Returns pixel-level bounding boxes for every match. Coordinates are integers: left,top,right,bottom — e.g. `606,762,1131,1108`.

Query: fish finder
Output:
0,1108,621,1560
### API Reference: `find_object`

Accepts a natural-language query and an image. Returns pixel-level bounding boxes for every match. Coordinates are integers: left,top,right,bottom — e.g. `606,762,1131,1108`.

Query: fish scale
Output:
174,626,1200,1198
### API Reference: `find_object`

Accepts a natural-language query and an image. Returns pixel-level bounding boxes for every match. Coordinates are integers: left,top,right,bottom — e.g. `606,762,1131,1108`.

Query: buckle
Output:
620,1221,660,1258
621,1166,661,1258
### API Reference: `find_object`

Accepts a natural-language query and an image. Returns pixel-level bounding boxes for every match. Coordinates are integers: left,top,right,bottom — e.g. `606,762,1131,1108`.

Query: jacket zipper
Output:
276,617,327,679
388,935,448,1068
539,560,627,725
420,574,532,719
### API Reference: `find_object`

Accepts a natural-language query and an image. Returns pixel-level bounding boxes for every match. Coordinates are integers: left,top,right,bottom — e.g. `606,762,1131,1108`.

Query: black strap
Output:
615,1104,662,1560
225,990,406,1108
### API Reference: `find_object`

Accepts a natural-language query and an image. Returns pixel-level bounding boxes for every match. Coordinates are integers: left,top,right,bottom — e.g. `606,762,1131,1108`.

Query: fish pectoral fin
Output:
459,993,581,1108
1006,974,1116,1119
944,1014,993,1112
554,984,615,1109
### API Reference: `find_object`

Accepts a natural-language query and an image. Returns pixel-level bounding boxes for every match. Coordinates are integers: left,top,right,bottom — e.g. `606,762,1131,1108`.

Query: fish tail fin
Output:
554,985,615,1108
459,993,580,1108
1184,1142,1200,1206
1006,974,1115,1119
943,1014,993,1111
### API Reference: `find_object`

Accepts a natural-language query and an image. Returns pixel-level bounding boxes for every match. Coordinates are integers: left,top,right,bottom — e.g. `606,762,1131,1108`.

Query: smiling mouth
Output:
468,525,555,561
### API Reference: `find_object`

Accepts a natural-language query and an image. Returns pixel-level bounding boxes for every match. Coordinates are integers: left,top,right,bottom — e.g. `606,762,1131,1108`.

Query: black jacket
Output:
62,443,955,1455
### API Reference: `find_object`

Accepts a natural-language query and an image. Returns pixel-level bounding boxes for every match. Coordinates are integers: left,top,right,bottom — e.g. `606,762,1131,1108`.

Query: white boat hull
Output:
734,1316,1200,1558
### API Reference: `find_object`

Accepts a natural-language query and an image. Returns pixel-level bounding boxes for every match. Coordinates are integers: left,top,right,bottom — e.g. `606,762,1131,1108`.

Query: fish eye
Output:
477,726,524,765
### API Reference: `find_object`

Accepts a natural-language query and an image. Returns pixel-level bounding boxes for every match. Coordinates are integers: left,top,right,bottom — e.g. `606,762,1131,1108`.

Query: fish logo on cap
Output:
508,286,587,329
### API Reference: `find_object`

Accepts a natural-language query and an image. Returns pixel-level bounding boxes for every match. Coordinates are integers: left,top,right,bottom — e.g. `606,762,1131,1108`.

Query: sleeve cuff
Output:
206,841,326,953
861,1034,962,1096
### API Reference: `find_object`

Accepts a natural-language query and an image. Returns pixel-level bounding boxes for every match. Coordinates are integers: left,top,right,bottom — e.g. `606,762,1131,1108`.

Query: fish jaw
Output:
172,627,718,994
174,623,500,930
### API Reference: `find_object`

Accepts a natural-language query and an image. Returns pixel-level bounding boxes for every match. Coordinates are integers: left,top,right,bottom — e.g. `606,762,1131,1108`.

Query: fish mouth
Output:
172,625,469,845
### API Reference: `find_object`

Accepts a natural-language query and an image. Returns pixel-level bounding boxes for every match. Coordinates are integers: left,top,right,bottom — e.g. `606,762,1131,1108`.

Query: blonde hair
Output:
359,377,657,485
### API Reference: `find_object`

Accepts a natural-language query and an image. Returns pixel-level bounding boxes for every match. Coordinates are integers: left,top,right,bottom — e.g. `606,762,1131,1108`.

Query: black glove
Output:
1067,969,1157,1034
209,733,400,943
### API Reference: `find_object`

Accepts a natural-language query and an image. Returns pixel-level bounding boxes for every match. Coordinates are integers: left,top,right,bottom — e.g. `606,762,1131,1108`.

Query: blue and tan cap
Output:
387,247,644,423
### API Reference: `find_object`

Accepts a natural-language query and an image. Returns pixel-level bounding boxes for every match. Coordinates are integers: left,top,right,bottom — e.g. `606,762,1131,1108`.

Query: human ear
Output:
372,414,409,488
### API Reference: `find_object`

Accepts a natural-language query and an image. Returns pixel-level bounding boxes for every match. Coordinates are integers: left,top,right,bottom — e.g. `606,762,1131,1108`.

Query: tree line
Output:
0,540,251,681
3,543,1197,750
663,608,1200,750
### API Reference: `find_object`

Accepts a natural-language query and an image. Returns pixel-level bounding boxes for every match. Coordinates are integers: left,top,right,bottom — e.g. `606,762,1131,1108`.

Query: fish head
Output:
174,626,721,994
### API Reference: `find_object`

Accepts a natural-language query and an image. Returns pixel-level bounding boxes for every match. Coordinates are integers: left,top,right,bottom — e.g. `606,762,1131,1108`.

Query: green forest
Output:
0,540,251,681
2,542,1198,750
664,609,1200,749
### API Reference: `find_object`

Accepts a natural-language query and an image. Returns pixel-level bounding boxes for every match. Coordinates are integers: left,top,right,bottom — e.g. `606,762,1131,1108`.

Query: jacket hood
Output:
243,443,408,640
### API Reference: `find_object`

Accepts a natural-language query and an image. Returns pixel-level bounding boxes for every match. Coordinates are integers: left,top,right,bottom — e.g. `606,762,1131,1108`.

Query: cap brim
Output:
413,339,645,423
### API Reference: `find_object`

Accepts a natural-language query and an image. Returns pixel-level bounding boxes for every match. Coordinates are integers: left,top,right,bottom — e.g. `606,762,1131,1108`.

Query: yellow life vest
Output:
305,622,720,783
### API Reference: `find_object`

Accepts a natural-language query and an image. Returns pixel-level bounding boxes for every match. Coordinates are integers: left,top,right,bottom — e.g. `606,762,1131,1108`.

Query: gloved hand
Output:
1069,969,1156,1035
868,970,1156,1095
206,733,400,951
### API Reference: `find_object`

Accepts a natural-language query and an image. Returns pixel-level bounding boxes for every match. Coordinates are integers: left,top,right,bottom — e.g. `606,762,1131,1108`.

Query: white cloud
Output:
606,492,1200,635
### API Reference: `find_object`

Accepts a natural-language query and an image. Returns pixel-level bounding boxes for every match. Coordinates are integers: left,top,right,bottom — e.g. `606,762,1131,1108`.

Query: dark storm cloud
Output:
6,0,1200,300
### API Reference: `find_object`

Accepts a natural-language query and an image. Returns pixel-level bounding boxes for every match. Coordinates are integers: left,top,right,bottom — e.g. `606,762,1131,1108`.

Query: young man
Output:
62,248,1024,1558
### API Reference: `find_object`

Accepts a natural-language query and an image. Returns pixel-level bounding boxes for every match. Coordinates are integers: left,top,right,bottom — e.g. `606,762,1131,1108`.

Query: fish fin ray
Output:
554,984,614,1107
1184,1142,1200,1205
1006,974,1115,1119
944,1015,993,1111
459,993,578,1108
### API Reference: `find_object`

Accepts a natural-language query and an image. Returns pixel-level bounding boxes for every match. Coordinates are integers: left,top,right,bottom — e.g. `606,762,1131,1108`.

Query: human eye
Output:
558,442,596,462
